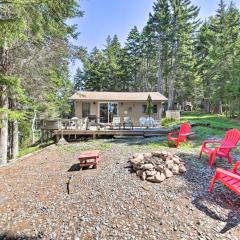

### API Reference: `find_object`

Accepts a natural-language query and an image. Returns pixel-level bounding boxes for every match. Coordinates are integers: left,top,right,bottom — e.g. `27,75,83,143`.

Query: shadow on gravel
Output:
180,152,240,234
68,163,80,172
192,195,240,233
68,164,96,172
0,233,40,240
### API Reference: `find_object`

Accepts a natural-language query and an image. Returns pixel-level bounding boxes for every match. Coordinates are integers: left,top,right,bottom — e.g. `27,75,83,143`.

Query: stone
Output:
155,172,166,182
141,164,154,170
130,157,143,165
146,175,155,182
147,172,166,183
164,168,173,178
156,165,165,172
144,152,152,158
141,171,146,181
166,156,173,161
132,153,144,160
172,157,180,164
172,165,180,175
151,151,163,157
145,170,157,177
165,160,174,169
179,164,187,173
136,170,143,177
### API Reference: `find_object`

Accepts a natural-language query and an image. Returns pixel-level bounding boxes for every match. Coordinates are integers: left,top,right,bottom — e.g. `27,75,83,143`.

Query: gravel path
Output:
0,138,239,240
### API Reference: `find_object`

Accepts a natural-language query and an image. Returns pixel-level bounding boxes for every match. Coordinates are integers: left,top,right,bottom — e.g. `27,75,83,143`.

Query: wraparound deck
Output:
54,128,169,142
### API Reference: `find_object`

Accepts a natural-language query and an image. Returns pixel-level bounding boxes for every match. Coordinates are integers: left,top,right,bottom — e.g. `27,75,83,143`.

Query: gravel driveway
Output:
0,138,239,240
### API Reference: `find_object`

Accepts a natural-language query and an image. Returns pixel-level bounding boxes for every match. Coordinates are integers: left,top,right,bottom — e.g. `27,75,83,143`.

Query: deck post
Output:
93,133,96,139
56,133,60,143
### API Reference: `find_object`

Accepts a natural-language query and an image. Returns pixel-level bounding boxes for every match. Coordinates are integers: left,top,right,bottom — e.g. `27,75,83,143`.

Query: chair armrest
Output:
218,145,237,149
203,139,222,144
216,168,240,181
233,161,240,173
168,131,179,139
169,131,179,135
179,133,191,136
202,139,223,147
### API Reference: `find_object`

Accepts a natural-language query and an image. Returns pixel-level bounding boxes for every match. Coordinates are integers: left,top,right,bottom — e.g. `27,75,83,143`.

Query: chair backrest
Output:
139,117,146,126
88,114,97,122
220,129,240,154
178,122,191,141
124,116,132,123
112,116,120,124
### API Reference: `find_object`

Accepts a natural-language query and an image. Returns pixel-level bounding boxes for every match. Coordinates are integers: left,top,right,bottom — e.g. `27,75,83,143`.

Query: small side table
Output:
78,150,100,169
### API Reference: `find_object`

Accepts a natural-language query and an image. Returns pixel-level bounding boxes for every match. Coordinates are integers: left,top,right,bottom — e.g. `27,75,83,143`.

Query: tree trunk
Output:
157,39,164,94
10,99,19,159
31,110,37,144
218,100,223,115
168,41,178,110
12,120,19,159
204,99,211,113
0,43,9,165
0,85,8,165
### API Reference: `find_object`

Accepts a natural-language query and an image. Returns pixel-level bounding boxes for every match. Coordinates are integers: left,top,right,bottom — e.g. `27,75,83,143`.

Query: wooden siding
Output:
74,100,163,125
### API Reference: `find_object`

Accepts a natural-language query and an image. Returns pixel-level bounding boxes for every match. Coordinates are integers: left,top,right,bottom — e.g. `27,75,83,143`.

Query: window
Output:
128,107,132,113
142,105,147,113
142,104,158,114
153,105,158,114
82,103,90,118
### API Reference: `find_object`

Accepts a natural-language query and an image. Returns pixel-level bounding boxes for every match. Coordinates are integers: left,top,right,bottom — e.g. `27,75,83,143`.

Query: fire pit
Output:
129,151,187,183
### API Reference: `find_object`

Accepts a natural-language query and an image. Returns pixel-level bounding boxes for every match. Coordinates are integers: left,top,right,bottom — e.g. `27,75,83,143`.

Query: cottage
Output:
69,91,167,126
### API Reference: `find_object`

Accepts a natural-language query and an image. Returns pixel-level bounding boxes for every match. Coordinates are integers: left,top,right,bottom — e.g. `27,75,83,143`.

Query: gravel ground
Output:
0,137,239,240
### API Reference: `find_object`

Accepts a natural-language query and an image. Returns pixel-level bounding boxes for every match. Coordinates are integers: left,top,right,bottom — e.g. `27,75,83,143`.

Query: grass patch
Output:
161,118,180,127
181,112,240,129
58,140,111,154
19,141,54,158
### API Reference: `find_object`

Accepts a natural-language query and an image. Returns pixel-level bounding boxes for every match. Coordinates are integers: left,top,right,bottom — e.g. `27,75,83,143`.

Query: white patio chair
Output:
123,116,133,130
112,116,121,129
139,117,147,128
146,117,155,128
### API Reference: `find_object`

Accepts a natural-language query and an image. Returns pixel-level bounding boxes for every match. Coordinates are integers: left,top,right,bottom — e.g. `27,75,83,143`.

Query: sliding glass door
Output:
99,102,118,123
99,103,108,123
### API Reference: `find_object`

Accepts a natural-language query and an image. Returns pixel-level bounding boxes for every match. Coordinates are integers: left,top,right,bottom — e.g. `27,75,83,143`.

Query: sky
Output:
70,0,240,75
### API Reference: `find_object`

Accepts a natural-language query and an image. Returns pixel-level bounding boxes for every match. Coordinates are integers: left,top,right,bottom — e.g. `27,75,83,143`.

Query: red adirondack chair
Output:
168,122,191,148
198,128,240,166
209,161,240,195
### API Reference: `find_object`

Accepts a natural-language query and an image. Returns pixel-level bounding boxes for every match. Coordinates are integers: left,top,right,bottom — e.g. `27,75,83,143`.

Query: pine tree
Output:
149,0,172,94
103,35,123,90
74,67,85,91
167,0,200,109
0,1,82,164
209,0,240,113
139,24,158,91
125,26,142,91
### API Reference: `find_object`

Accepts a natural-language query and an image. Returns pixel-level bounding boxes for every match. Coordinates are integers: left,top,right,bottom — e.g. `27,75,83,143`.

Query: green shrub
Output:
161,118,179,127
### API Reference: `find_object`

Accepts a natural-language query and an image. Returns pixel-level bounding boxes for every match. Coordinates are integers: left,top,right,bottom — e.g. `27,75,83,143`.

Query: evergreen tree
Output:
209,0,239,113
0,1,82,164
167,0,200,109
74,67,85,91
149,0,172,94
125,26,142,90
103,35,123,90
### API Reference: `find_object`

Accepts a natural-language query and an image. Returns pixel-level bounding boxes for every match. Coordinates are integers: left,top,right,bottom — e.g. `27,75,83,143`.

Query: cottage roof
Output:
69,91,167,102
